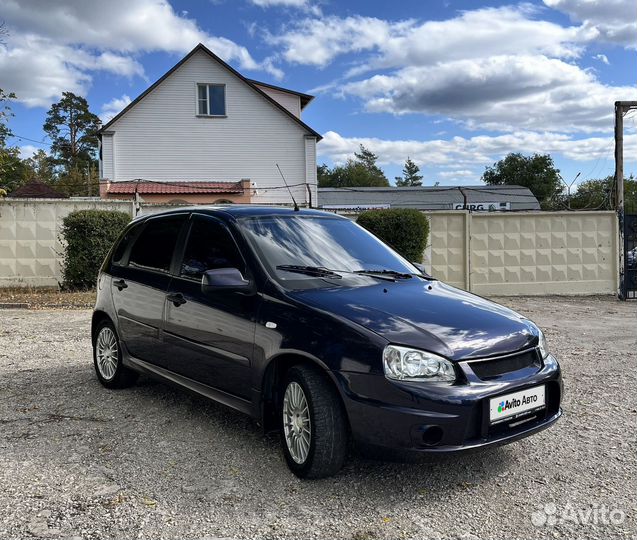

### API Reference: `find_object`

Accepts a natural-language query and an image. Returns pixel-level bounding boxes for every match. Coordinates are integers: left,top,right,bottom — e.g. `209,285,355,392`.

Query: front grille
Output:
469,349,540,380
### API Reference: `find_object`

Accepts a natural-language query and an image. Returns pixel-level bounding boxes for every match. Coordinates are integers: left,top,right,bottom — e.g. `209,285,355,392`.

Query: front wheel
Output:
281,365,348,478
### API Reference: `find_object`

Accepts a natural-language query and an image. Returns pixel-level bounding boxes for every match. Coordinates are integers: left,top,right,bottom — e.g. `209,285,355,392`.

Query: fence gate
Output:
623,214,637,299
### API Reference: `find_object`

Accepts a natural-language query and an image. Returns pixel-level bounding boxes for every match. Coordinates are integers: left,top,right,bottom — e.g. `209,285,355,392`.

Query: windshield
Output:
239,215,420,289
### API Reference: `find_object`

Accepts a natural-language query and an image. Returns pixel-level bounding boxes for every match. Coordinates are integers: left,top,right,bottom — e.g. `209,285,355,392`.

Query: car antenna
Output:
276,163,299,211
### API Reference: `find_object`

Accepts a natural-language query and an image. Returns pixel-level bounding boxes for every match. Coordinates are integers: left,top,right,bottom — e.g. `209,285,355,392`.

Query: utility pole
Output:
614,101,637,299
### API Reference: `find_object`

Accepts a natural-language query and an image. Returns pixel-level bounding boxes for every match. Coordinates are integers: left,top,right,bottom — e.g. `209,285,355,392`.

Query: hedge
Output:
357,208,429,263
60,209,131,289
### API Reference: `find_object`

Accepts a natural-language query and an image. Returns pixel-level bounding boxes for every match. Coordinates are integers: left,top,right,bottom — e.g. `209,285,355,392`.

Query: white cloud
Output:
268,6,591,69
317,130,636,172
594,53,610,65
18,145,39,160
249,0,321,16
100,95,132,123
544,0,637,48
269,5,636,135
0,0,281,107
342,54,636,133
251,0,309,7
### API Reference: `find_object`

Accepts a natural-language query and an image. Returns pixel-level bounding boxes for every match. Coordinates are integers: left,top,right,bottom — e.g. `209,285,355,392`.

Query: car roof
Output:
135,205,346,222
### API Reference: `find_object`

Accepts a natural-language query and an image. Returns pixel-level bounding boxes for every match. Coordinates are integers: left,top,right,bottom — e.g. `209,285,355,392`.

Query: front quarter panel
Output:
252,285,387,391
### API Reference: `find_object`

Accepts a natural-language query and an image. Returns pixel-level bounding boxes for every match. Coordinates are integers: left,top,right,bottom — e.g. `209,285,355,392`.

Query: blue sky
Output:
1,0,636,186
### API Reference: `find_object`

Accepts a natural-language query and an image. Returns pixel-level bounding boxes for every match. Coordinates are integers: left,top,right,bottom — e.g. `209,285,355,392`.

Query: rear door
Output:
110,214,187,362
162,214,258,399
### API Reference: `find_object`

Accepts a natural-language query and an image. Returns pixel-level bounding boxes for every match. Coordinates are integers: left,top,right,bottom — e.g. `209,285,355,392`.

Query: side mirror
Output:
412,262,426,274
201,268,254,295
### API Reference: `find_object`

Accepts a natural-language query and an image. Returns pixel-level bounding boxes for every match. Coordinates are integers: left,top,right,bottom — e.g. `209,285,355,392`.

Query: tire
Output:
93,320,138,389
281,364,348,479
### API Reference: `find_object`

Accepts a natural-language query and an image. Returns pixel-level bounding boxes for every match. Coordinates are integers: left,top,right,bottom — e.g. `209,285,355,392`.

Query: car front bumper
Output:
336,354,563,454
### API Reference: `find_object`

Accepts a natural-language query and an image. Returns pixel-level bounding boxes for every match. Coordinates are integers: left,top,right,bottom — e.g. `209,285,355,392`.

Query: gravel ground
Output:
0,296,636,540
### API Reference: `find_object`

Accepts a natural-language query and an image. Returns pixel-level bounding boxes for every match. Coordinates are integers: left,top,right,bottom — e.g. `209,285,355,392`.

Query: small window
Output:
180,217,244,281
111,225,140,265
128,216,185,273
197,83,226,116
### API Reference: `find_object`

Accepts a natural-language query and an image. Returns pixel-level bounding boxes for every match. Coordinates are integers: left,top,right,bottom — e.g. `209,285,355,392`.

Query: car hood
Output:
288,279,538,360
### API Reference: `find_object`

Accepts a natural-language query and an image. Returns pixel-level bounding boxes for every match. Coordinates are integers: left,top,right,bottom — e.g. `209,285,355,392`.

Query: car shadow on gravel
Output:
3,362,517,500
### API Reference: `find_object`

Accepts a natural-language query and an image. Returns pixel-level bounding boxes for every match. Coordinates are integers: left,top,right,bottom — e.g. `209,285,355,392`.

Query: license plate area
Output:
489,385,546,425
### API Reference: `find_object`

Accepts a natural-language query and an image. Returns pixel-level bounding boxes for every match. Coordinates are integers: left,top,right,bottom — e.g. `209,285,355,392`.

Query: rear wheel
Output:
281,365,348,478
93,320,138,389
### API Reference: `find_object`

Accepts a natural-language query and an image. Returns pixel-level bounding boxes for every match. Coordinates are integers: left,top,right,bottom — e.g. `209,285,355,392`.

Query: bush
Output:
357,208,429,262
60,209,130,289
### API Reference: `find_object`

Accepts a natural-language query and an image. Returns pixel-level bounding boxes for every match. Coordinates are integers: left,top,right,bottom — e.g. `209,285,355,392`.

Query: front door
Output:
110,214,187,362
162,215,257,400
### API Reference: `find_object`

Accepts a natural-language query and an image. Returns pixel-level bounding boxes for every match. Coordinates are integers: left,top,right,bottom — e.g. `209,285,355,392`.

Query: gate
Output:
623,214,637,299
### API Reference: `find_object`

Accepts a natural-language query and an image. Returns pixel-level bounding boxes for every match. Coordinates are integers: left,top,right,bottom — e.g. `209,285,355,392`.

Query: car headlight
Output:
383,345,456,382
538,330,549,359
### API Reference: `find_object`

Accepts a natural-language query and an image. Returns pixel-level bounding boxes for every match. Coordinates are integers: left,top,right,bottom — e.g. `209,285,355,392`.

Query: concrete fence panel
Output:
0,200,620,295
0,199,133,287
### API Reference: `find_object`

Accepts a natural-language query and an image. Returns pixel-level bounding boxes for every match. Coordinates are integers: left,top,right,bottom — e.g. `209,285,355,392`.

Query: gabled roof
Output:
99,43,321,140
8,179,67,199
105,180,244,195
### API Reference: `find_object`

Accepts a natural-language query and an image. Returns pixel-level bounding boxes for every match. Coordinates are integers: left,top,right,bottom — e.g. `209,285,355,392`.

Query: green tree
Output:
43,92,101,174
317,145,390,188
482,153,562,208
0,146,31,193
354,145,388,184
23,149,55,183
395,157,423,187
0,88,16,148
317,163,331,186
569,175,637,212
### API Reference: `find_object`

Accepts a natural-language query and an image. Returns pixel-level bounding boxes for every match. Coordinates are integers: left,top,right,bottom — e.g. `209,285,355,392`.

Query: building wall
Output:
101,49,317,205
252,84,301,117
0,200,619,295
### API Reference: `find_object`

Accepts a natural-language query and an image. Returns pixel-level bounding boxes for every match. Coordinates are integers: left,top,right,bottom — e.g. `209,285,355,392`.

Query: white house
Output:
98,43,321,206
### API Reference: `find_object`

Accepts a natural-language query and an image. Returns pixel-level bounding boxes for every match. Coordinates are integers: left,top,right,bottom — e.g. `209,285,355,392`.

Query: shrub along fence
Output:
357,208,429,263
60,210,130,289
0,199,620,295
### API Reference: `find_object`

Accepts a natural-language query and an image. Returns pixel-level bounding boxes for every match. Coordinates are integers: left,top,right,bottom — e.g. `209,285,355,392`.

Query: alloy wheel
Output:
96,327,118,381
283,381,312,464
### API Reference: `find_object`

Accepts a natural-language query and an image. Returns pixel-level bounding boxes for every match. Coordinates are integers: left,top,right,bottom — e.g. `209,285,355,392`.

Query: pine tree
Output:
395,157,423,187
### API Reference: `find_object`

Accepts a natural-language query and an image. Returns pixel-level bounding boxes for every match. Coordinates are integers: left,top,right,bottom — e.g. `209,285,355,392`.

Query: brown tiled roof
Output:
8,180,67,198
106,180,245,195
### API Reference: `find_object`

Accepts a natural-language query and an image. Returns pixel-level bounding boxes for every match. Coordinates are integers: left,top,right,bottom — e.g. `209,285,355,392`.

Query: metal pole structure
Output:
615,102,624,299
614,101,637,299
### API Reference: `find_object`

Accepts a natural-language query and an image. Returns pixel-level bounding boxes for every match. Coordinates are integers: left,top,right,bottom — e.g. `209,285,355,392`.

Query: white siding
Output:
103,49,315,204
253,84,301,117
101,134,114,179
304,137,317,206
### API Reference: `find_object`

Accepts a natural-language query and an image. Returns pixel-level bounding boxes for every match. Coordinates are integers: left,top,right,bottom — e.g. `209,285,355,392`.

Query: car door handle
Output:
113,279,128,290
167,293,187,307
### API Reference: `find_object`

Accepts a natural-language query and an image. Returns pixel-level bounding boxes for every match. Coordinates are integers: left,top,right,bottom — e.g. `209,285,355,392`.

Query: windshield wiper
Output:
276,265,343,279
354,269,414,280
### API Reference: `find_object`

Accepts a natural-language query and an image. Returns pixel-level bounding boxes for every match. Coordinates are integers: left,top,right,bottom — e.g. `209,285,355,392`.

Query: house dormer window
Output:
197,83,226,116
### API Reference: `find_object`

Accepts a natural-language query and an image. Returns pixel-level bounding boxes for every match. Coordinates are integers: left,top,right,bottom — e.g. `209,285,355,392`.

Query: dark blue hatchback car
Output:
92,206,562,478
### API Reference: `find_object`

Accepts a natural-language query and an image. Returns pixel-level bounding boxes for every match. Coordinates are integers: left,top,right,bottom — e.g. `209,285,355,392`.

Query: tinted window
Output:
180,217,244,280
128,216,185,273
239,215,418,288
112,225,139,265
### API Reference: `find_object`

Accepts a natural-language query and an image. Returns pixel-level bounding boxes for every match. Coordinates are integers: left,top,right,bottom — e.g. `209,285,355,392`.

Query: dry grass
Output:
0,287,95,310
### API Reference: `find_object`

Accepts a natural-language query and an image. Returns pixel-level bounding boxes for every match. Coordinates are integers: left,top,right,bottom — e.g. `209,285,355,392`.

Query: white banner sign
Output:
453,202,511,211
